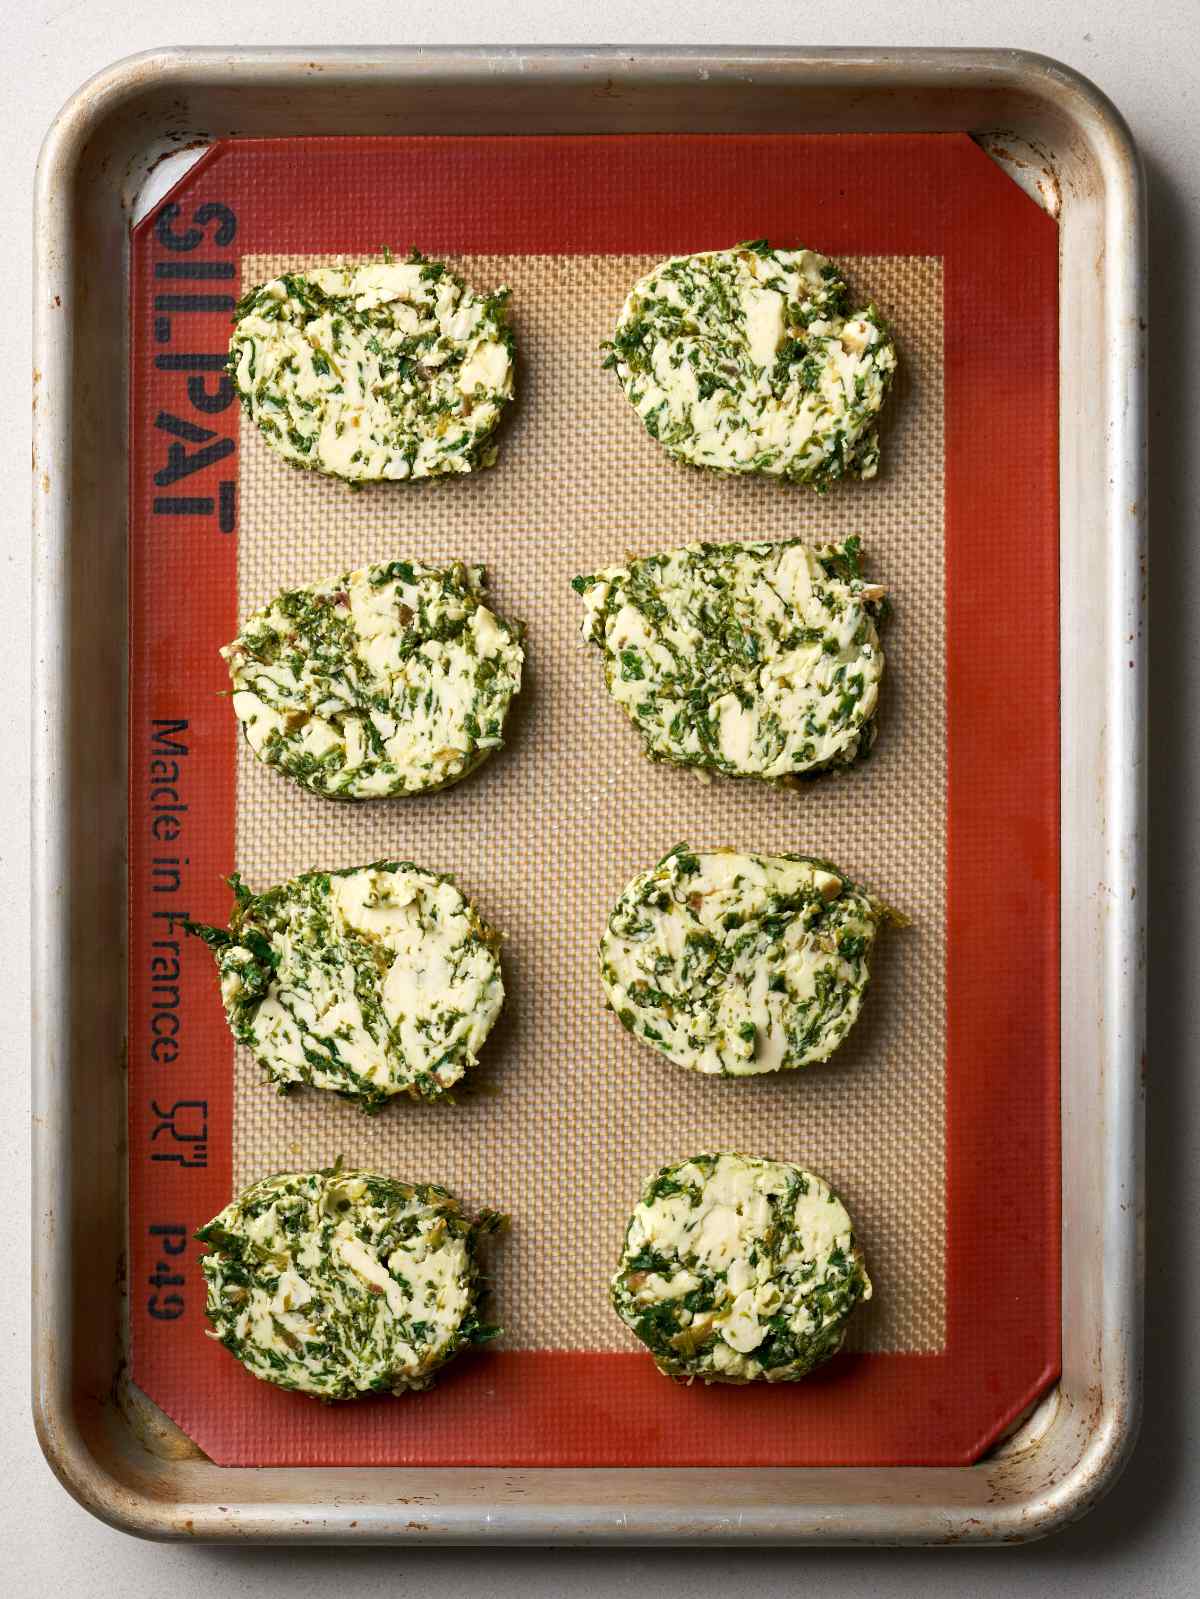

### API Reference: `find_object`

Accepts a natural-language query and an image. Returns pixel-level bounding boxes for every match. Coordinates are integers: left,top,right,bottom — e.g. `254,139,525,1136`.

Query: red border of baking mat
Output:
128,133,1060,1468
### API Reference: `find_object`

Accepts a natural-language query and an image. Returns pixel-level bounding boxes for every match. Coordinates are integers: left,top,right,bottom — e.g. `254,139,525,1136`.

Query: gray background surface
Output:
7,2,1193,1592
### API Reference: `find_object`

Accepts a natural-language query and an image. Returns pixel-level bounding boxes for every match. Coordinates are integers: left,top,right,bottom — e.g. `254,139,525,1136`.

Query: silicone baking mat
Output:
129,133,1059,1468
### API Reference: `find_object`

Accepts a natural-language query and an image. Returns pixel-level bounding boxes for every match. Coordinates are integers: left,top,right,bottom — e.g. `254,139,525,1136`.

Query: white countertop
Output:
7,1,1194,1591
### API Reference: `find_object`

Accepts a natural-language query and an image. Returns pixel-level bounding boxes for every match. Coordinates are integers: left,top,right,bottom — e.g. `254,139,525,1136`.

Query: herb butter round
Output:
604,242,896,486
229,253,514,482
612,1151,870,1384
573,538,885,782
225,559,524,800
197,1166,503,1399
187,862,504,1111
600,844,891,1077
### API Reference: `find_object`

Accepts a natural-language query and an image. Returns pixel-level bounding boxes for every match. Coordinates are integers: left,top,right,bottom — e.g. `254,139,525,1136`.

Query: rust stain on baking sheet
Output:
976,134,1062,218
114,1366,208,1462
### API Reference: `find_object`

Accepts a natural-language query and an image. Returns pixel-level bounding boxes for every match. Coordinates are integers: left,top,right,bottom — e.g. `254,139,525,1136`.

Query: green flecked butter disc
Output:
197,1166,503,1399
600,844,892,1077
574,537,885,783
604,242,897,486
225,559,524,800
612,1151,870,1384
187,862,504,1111
229,254,514,482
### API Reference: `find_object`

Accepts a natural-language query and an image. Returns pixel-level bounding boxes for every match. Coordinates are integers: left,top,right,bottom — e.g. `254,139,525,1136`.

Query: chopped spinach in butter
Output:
600,844,893,1077
226,559,524,800
197,1165,503,1398
604,242,896,486
573,538,886,783
230,252,515,482
187,862,504,1111
612,1151,870,1384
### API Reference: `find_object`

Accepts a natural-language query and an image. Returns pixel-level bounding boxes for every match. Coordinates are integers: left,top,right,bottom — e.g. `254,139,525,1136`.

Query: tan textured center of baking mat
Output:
233,252,945,1354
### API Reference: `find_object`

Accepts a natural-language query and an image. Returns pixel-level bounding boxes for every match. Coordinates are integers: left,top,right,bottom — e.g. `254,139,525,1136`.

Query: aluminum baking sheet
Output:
33,47,1144,1542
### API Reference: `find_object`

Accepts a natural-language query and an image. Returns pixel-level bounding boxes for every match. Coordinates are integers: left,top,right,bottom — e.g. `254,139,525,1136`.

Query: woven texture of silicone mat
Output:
235,246,945,1357
128,133,1060,1469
